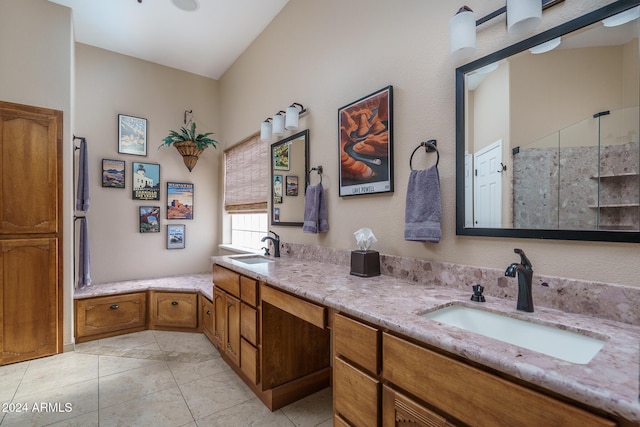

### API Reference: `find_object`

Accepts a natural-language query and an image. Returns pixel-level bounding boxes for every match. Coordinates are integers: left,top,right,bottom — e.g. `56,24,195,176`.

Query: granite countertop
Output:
212,254,640,424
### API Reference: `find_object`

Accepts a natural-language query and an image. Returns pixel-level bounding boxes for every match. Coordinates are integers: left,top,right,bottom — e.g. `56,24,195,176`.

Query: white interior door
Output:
474,140,503,228
464,152,473,227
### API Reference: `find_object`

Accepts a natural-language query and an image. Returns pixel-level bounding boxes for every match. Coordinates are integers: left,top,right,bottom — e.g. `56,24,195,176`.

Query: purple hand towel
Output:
303,184,329,233
404,165,441,242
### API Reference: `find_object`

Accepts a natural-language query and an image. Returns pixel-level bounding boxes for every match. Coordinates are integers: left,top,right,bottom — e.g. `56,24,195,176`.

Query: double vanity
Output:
73,249,640,426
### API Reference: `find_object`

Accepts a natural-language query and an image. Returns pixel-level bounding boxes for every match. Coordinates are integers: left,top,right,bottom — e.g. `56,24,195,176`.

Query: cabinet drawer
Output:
334,357,380,427
382,385,452,427
200,295,214,339
241,338,259,385
261,284,326,329
334,313,379,375
382,333,615,427
149,292,198,329
241,303,258,346
75,293,146,339
240,275,258,307
213,264,240,297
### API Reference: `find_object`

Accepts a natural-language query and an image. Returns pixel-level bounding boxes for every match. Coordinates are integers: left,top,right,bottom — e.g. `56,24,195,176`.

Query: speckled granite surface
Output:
212,247,640,424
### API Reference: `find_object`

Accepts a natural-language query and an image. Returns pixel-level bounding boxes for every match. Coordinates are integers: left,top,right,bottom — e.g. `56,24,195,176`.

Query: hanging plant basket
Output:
173,140,205,172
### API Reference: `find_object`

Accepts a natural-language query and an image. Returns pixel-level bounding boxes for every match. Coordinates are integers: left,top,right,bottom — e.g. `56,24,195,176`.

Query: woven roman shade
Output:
224,133,269,212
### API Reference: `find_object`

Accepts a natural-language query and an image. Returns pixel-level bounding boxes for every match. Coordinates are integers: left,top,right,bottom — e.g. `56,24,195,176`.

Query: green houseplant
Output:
159,122,218,172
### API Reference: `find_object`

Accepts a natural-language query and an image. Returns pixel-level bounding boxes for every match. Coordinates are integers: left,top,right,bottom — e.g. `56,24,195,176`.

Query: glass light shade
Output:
260,121,272,142
272,113,285,136
602,6,640,27
449,6,476,61
285,106,299,130
172,0,199,12
507,0,542,35
529,37,561,54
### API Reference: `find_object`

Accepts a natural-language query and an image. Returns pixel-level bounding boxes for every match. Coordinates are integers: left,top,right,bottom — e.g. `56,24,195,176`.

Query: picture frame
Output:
118,114,147,156
139,206,160,233
273,207,280,222
273,142,290,170
273,174,283,204
132,162,160,200
338,85,394,197
286,175,298,196
167,224,185,249
167,182,194,219
102,159,125,188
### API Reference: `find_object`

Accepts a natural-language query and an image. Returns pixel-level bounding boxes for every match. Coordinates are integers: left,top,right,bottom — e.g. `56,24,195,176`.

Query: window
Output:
224,133,269,250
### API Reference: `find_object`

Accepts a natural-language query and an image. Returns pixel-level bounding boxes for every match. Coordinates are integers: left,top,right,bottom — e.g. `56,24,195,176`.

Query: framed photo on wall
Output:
273,143,290,170
286,175,298,196
167,182,194,219
132,162,160,200
139,206,160,233
338,85,394,197
118,114,147,156
102,159,125,188
273,174,283,204
167,224,185,249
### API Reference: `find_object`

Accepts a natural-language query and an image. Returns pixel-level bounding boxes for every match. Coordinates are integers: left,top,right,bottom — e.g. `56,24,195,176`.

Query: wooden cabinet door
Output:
200,295,214,342
1,238,58,364
0,103,61,235
149,292,198,329
75,292,146,341
225,294,240,366
382,385,453,427
212,287,226,350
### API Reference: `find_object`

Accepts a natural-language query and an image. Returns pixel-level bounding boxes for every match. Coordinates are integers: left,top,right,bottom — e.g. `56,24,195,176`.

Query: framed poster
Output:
273,174,283,204
118,114,147,156
167,182,194,219
139,206,160,233
286,175,298,196
273,142,290,170
132,162,160,200
167,224,185,249
102,159,125,188
338,85,393,196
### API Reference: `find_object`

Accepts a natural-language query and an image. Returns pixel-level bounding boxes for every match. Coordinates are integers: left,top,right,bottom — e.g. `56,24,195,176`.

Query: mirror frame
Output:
455,0,640,243
270,129,310,226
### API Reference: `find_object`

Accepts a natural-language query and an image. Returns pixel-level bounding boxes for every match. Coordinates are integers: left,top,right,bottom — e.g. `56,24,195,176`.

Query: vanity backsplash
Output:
279,242,640,326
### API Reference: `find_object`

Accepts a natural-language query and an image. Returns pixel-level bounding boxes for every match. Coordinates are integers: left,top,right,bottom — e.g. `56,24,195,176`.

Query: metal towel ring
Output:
308,165,323,184
409,140,438,171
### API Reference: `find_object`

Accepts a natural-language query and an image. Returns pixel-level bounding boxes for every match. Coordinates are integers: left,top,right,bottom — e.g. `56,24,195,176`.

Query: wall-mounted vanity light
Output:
260,102,307,142
450,0,564,61
602,5,640,27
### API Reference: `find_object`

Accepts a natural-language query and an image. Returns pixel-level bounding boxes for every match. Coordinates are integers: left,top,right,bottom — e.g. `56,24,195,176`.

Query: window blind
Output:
224,133,269,212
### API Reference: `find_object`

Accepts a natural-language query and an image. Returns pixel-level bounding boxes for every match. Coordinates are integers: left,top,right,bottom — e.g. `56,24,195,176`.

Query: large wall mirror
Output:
456,1,640,243
270,129,309,226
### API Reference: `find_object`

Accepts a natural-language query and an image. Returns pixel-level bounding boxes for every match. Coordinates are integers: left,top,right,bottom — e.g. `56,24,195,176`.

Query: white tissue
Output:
354,227,377,251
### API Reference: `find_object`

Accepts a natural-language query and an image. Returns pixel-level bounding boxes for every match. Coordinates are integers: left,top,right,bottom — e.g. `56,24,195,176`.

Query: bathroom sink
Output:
421,304,606,364
231,255,274,265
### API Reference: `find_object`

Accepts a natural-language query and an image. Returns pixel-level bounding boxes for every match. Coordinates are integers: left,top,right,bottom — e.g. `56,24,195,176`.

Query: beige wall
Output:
220,0,639,287
74,44,221,283
0,0,75,346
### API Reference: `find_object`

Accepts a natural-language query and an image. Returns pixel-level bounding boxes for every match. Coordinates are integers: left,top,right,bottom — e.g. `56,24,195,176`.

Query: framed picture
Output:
167,182,194,219
273,207,280,222
273,142,290,170
102,159,125,188
118,114,147,156
286,175,298,196
167,224,185,249
273,174,283,204
338,85,394,197
139,206,160,233
132,162,160,200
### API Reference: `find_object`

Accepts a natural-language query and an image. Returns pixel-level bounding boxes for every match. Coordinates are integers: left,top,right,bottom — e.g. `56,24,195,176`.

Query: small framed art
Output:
273,174,283,204
102,159,125,188
118,114,147,156
167,182,194,219
272,142,290,171
132,162,160,200
139,206,160,233
286,175,298,196
167,224,185,249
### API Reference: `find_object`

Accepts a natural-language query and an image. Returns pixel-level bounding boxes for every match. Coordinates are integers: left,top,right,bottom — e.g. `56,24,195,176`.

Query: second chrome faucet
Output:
505,248,534,312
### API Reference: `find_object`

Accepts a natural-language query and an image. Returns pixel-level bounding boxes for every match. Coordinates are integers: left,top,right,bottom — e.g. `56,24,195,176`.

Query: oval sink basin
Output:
422,304,606,364
231,255,274,265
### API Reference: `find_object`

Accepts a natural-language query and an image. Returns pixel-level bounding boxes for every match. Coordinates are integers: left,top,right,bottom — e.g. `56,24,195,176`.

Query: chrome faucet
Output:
260,231,280,257
505,248,534,312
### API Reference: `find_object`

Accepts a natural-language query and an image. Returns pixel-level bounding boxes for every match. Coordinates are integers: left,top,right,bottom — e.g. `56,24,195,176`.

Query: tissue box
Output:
350,250,380,277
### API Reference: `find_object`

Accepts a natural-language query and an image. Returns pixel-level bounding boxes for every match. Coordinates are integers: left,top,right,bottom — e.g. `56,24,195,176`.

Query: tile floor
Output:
0,330,333,426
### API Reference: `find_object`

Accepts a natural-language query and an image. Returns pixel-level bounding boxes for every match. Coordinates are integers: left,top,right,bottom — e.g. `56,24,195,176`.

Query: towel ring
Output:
409,140,438,171
308,165,323,184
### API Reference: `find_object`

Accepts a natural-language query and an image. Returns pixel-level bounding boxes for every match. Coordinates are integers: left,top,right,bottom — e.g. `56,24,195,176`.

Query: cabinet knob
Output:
109,304,119,310
206,310,211,315
171,301,179,306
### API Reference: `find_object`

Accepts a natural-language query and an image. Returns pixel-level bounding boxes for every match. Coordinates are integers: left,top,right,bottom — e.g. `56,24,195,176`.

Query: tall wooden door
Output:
0,101,63,365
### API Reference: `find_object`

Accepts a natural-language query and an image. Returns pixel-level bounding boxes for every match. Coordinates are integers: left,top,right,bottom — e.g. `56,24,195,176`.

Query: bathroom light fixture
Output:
449,0,564,61
602,5,640,27
528,36,561,54
260,103,307,141
172,0,199,12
